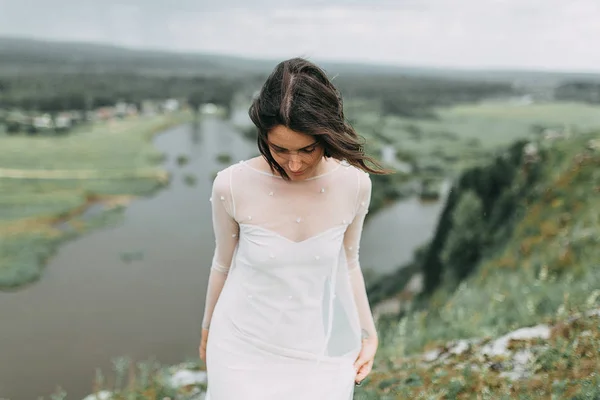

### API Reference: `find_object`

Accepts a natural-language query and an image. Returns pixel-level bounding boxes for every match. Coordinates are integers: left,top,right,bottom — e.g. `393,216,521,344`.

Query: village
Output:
0,98,185,135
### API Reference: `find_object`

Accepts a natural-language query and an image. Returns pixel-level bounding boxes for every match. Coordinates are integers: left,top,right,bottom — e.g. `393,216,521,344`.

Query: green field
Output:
0,112,192,289
351,101,600,174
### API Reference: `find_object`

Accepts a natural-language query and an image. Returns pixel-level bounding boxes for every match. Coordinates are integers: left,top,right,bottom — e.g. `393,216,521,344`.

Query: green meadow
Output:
0,112,193,289
355,101,600,173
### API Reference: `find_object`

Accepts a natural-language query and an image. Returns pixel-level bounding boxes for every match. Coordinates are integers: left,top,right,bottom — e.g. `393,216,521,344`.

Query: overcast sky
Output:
1,0,599,72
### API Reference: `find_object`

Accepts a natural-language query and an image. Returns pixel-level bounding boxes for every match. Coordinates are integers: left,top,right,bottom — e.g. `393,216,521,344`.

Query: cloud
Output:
0,0,598,71
162,1,600,71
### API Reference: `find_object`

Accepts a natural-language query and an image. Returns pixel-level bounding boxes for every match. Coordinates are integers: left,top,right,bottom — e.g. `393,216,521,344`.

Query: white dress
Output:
202,157,376,400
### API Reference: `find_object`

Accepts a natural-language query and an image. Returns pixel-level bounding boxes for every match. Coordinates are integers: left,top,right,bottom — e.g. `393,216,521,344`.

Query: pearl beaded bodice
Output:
202,157,375,359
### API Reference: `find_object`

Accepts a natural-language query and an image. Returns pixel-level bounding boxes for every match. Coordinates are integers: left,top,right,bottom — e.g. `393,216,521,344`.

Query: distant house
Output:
141,100,159,116
33,114,53,130
95,107,116,121
115,102,128,118
115,102,138,118
55,113,72,130
163,99,180,112
200,103,218,114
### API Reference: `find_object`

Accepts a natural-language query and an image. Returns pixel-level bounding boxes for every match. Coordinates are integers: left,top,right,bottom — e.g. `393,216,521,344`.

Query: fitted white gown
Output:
201,157,376,400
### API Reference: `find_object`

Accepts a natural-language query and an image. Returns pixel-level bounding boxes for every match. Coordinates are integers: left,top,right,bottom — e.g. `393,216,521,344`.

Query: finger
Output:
356,361,373,381
357,365,371,379
355,363,368,380
353,356,368,371
356,368,370,382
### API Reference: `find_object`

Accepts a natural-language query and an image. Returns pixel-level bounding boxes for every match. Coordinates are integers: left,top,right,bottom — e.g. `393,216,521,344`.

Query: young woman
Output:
199,57,392,399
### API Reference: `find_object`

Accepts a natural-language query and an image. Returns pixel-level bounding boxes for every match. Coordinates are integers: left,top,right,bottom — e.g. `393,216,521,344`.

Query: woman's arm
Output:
344,170,378,342
201,168,239,330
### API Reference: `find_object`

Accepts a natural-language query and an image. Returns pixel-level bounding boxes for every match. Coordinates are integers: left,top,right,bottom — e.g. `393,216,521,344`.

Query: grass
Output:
356,310,600,399
43,310,600,400
350,100,600,176
0,111,193,290
41,357,208,400
361,128,600,398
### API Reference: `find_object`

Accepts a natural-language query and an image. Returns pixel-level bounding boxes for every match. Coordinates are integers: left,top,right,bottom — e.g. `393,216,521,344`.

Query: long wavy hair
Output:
248,57,393,181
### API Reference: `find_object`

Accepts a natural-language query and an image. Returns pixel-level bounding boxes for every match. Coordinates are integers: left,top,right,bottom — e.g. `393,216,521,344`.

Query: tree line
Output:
334,74,515,118
0,73,242,113
0,64,517,121
554,81,600,104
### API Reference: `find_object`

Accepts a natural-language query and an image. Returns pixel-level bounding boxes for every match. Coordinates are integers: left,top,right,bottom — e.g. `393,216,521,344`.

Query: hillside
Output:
3,36,600,83
360,127,600,398
0,36,272,77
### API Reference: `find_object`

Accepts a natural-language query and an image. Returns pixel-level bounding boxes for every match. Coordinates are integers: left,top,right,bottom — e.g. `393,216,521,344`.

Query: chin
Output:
289,174,305,181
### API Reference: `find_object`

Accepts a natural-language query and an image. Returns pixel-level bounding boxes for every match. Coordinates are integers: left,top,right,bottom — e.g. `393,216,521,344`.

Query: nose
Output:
288,155,302,172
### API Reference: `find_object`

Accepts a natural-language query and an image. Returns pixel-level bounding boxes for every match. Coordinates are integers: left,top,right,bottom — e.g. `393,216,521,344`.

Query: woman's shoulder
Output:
211,161,242,191
214,158,251,177
337,159,371,187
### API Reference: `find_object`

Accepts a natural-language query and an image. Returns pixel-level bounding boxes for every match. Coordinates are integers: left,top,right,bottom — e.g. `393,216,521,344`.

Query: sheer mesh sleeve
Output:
201,167,239,330
344,170,378,341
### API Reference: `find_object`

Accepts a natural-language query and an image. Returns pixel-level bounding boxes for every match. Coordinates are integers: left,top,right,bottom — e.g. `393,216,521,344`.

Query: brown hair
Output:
248,57,393,181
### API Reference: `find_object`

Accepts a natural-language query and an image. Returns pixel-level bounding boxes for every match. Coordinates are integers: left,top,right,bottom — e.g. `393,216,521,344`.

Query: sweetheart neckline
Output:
238,223,347,245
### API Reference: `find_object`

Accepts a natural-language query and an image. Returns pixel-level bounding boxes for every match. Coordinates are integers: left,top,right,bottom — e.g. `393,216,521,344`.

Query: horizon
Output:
3,33,600,76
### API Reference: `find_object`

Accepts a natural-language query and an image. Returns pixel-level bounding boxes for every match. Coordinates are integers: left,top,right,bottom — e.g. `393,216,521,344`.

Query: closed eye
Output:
270,142,318,153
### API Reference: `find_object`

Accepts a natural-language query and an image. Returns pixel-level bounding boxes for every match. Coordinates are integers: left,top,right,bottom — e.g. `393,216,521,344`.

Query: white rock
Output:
423,348,442,362
585,308,600,318
499,350,534,381
513,349,533,366
500,370,524,381
169,369,208,388
587,139,600,150
406,273,424,293
448,339,470,355
523,143,538,156
481,324,550,357
82,391,112,400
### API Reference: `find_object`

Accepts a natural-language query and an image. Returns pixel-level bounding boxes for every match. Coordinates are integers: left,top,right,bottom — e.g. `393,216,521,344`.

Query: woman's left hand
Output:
353,336,378,385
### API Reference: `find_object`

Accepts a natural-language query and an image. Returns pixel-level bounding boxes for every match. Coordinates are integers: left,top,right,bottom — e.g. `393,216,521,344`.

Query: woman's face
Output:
266,125,325,181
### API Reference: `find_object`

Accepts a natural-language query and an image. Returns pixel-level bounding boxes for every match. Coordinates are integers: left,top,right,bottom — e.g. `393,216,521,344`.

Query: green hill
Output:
3,36,600,82
361,128,600,398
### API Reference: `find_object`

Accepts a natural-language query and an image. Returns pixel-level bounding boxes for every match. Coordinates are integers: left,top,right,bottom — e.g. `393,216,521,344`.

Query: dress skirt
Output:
205,312,357,400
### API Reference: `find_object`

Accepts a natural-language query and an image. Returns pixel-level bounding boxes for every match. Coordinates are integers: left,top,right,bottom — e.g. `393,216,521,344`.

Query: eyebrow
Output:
269,141,318,151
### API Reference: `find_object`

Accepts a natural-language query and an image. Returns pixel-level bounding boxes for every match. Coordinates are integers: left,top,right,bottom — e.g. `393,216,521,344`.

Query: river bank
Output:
0,111,194,290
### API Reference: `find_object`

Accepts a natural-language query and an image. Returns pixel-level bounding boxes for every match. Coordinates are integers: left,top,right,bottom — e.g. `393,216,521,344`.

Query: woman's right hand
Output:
199,328,209,364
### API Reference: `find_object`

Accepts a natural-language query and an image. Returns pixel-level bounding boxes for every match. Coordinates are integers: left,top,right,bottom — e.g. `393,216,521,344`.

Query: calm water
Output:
0,117,445,399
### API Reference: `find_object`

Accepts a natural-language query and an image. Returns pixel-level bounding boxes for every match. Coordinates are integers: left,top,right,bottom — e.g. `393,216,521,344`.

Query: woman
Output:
199,57,392,399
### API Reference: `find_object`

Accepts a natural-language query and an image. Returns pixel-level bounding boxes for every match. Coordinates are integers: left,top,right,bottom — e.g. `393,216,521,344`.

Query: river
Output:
0,117,446,399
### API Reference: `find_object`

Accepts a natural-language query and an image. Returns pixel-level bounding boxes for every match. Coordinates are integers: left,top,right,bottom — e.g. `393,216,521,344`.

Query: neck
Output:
262,156,328,180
